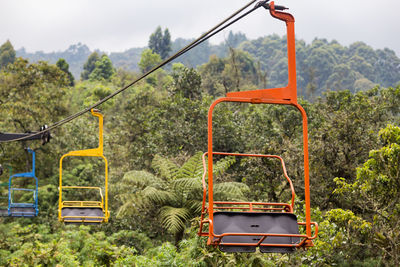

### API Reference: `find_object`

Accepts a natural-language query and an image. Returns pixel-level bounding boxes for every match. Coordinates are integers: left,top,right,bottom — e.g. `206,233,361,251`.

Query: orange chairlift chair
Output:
198,2,318,253
58,109,110,224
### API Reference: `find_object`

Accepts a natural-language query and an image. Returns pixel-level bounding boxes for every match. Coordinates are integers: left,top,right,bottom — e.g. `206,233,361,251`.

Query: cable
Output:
2,0,268,143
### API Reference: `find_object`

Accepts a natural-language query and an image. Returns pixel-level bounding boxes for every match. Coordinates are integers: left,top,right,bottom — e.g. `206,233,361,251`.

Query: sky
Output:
0,0,399,56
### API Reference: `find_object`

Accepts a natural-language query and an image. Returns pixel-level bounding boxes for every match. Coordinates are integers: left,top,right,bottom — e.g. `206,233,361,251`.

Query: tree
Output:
115,152,247,244
0,58,70,190
138,49,162,74
199,49,259,96
56,58,74,86
89,54,115,81
225,31,247,48
81,52,100,80
0,40,16,69
334,124,400,265
170,63,202,100
148,26,172,60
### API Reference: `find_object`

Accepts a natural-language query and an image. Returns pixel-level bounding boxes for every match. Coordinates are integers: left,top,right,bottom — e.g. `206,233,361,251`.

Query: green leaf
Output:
159,206,191,234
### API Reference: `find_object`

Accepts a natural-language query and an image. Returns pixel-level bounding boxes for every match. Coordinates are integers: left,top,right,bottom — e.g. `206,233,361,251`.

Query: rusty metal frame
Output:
198,1,317,250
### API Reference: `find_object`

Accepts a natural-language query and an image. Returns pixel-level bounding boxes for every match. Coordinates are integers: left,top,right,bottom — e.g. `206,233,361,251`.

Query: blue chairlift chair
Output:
8,148,39,217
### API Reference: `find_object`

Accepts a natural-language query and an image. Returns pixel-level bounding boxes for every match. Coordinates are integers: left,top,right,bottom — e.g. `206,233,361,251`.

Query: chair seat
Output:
0,208,8,216
9,207,37,217
213,211,300,253
61,207,105,224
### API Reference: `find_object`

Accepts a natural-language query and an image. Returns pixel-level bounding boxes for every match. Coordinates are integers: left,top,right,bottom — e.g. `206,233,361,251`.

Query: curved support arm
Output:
9,148,36,179
27,148,35,177
226,1,297,102
65,109,104,157
269,1,294,22
91,109,103,153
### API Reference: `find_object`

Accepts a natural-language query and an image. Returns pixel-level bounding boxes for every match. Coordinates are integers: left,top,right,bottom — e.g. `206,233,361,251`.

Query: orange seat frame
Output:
198,1,318,250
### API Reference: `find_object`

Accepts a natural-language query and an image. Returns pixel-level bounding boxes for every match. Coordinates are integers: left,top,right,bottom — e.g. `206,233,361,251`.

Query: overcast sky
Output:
0,0,399,56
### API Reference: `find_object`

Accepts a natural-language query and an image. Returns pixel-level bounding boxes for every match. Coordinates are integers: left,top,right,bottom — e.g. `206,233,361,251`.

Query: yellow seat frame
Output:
58,109,110,223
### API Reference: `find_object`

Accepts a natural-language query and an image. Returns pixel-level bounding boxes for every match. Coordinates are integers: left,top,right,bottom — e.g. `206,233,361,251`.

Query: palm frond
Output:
214,182,249,201
213,156,236,178
177,151,204,179
185,200,203,214
160,206,192,234
172,177,202,192
142,186,176,205
121,170,163,189
116,193,146,217
152,154,180,181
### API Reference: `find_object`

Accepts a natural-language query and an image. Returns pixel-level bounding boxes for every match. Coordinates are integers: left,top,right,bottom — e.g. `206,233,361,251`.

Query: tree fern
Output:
172,177,202,192
116,193,143,217
151,154,180,181
214,182,250,201
160,206,191,235
122,170,165,189
115,151,243,243
141,186,175,205
212,155,236,178
185,200,203,214
177,151,204,179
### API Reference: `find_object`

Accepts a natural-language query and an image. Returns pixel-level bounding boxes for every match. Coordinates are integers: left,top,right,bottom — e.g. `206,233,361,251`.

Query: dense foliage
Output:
16,30,400,99
1,34,400,266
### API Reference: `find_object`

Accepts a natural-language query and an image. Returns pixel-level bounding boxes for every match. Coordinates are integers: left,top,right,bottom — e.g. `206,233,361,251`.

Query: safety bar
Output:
59,186,104,210
10,188,36,192
213,201,292,212
9,203,36,207
62,201,102,207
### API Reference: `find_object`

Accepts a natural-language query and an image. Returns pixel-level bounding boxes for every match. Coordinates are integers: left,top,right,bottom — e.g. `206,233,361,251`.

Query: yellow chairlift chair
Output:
58,109,110,224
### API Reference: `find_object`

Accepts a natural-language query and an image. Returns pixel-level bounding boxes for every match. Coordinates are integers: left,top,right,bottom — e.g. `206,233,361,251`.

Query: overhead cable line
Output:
3,0,273,143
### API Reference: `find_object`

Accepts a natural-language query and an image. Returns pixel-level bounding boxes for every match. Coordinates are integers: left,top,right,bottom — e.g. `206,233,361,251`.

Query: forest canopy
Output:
1,31,400,266
17,32,400,100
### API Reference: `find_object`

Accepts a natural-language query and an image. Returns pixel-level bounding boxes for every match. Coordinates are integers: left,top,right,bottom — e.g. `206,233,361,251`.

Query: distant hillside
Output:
17,43,92,79
16,34,400,96
15,32,245,79
240,35,400,97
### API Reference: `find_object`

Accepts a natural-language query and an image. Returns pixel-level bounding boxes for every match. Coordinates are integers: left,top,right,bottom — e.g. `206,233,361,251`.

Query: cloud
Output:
0,0,399,56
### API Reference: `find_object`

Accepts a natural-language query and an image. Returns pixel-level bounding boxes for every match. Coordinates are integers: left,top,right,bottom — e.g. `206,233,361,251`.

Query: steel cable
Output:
2,0,269,143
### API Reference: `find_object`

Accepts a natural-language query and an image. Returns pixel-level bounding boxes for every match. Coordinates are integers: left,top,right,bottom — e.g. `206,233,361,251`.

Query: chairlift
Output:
198,1,318,253
7,148,39,217
58,109,110,224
